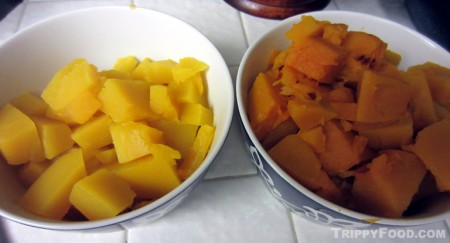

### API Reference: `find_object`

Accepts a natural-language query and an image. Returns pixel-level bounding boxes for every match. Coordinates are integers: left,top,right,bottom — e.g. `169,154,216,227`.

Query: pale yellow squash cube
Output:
148,143,181,162
99,69,132,80
131,58,152,80
19,149,86,220
31,116,74,159
0,104,45,165
70,169,135,220
151,120,198,157
98,79,155,122
112,155,180,199
172,57,208,83
135,59,176,84
178,125,215,179
41,58,101,111
71,114,112,150
81,148,103,175
10,92,48,116
113,56,139,74
18,160,51,187
149,85,179,121
46,90,101,125
179,103,214,126
168,72,207,105
110,121,164,163
95,148,117,164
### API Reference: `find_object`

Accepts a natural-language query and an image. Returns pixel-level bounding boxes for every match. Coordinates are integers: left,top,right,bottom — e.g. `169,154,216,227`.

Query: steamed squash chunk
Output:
402,69,438,130
410,62,450,109
322,23,348,46
70,169,135,220
98,79,154,123
352,150,426,218
261,118,298,150
19,149,86,220
31,116,74,159
0,104,44,164
341,31,387,70
151,120,198,157
287,98,336,130
41,58,100,111
71,114,112,150
46,90,101,125
18,160,51,187
179,103,214,126
95,148,117,164
172,57,208,83
113,56,139,74
150,85,179,121
285,37,347,83
112,155,180,199
168,72,207,105
353,115,413,150
320,121,367,176
248,72,288,140
110,121,164,163
178,125,215,180
268,134,341,203
10,92,48,116
285,15,327,42
298,126,326,154
412,119,450,191
356,71,412,123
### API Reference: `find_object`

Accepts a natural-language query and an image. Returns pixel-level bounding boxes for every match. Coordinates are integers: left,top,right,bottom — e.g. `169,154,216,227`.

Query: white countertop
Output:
0,0,449,242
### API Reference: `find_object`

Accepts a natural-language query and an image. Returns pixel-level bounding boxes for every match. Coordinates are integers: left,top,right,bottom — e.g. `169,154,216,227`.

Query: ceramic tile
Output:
19,0,132,30
0,217,126,243
292,214,450,243
0,2,24,44
334,0,414,29
127,176,296,243
134,0,247,66
204,65,258,179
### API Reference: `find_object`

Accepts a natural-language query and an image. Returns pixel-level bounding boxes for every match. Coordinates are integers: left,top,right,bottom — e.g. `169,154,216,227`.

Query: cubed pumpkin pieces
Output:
19,149,86,220
285,37,347,84
298,125,326,154
352,150,426,218
401,69,438,130
10,92,48,116
46,90,101,125
353,115,413,150
95,148,117,164
356,71,412,123
0,104,44,165
112,155,180,199
17,160,51,187
409,62,450,110
98,79,154,123
179,103,214,127
268,134,341,203
287,98,336,131
151,120,198,157
110,121,164,163
168,72,208,105
70,169,136,221
322,23,348,46
411,119,450,192
71,114,112,150
172,57,208,83
133,59,176,84
285,15,328,42
261,118,298,150
341,31,387,70
41,58,101,111
149,85,179,121
319,121,368,176
178,125,215,180
31,116,74,160
113,56,139,74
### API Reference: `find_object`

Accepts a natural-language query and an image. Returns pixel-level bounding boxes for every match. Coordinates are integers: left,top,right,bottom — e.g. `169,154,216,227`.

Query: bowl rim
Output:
0,5,234,230
236,10,450,226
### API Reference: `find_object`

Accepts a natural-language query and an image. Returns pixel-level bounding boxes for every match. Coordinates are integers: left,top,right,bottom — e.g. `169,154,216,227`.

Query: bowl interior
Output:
237,10,450,226
0,6,233,230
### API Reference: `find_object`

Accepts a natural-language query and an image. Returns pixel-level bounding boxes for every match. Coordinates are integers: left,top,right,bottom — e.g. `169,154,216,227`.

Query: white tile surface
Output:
134,0,248,66
0,217,126,243
127,176,296,243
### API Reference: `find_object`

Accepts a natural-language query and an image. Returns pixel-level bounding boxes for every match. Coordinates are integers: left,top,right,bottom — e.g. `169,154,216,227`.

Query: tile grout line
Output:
288,212,301,243
237,12,250,49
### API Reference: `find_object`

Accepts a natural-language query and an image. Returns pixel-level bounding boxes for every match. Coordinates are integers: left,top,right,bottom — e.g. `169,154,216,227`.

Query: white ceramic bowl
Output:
236,10,450,228
0,6,234,230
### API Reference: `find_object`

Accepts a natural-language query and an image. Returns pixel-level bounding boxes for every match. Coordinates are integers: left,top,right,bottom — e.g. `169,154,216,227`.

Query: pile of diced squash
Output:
247,15,450,218
0,56,215,221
